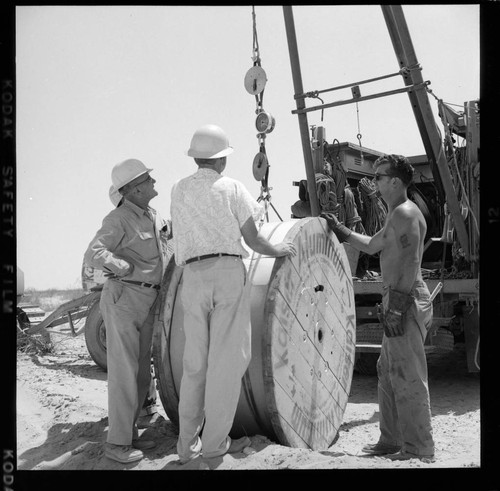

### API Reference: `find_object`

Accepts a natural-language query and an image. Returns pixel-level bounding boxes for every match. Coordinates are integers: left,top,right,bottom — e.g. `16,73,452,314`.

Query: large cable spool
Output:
153,217,356,451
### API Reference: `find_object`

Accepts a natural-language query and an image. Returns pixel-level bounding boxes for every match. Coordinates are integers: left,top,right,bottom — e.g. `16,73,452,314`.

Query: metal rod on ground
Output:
283,5,320,217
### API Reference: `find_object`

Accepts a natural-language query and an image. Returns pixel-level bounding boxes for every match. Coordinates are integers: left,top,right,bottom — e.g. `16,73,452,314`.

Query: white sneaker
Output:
178,437,202,464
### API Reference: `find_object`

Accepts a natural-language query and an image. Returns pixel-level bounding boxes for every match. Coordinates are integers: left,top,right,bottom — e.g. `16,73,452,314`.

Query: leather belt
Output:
185,253,242,265
119,279,160,290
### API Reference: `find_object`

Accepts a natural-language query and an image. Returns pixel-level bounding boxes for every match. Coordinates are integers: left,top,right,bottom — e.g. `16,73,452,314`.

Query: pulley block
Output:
244,65,268,95
252,152,269,181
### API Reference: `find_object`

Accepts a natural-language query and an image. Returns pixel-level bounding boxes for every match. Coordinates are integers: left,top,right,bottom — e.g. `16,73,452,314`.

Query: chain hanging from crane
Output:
244,6,281,222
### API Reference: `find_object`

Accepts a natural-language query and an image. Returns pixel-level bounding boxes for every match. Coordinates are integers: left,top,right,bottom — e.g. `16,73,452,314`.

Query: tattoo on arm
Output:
400,233,411,249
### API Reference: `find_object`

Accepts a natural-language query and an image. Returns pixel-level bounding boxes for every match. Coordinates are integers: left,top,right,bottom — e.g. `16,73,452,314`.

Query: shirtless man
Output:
322,154,435,462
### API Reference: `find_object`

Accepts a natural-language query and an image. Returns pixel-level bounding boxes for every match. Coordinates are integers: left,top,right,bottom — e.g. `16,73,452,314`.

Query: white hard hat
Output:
109,185,123,207
187,124,234,159
111,158,152,190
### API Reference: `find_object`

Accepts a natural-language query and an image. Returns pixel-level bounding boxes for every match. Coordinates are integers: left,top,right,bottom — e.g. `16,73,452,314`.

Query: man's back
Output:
171,168,263,265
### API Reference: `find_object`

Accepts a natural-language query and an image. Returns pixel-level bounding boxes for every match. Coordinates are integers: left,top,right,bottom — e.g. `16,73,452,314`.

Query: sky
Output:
15,5,480,291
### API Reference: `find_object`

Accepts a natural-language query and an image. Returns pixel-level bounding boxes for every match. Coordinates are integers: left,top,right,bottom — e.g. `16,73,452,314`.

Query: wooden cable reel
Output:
152,217,357,450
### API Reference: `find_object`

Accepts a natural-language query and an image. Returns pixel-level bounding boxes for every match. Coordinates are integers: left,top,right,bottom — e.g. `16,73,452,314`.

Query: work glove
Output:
320,212,352,243
379,289,414,337
377,303,397,338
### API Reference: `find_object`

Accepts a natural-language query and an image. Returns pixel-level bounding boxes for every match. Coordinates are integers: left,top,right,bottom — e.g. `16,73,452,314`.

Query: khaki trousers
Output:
100,280,158,445
176,256,251,460
139,376,157,416
377,280,435,456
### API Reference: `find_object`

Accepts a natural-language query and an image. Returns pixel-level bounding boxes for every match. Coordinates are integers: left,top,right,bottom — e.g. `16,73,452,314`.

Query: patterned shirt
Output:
84,199,170,285
170,168,264,265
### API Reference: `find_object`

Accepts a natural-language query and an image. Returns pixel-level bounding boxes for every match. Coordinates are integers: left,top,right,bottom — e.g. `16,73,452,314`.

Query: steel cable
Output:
358,177,387,236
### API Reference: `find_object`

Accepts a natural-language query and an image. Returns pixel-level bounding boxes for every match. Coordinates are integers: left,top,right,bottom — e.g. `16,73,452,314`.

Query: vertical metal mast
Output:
381,5,470,259
283,5,320,217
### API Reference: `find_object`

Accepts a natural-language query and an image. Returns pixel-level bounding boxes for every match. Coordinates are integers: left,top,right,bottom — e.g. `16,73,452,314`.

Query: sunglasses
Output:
373,173,394,181
133,173,153,187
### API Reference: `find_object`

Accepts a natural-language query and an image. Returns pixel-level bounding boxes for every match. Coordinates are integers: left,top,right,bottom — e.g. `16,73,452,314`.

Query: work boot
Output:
137,411,162,429
361,442,401,456
104,443,143,464
132,438,156,451
228,436,251,454
384,450,435,463
202,436,251,459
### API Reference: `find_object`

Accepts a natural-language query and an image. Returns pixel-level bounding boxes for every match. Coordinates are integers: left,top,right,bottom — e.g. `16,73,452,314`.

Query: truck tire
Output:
84,300,107,371
354,352,379,376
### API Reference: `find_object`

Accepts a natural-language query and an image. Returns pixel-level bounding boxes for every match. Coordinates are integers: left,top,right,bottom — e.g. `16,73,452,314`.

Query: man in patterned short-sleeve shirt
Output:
170,124,296,463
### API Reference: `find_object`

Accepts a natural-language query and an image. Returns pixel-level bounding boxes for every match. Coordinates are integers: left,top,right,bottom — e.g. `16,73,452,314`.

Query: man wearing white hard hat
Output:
109,184,124,208
171,124,297,463
108,184,168,429
85,159,172,464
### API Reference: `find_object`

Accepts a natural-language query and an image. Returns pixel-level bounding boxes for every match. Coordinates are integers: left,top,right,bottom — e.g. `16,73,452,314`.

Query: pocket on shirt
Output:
125,231,158,261
120,230,155,251
138,231,155,240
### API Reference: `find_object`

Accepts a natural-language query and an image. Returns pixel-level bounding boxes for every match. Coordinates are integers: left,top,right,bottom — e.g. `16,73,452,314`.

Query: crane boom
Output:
283,5,471,258
381,5,470,258
283,5,320,217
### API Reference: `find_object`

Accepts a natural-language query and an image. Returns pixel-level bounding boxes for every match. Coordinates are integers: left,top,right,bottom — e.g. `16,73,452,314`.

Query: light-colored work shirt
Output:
170,168,264,265
84,199,170,285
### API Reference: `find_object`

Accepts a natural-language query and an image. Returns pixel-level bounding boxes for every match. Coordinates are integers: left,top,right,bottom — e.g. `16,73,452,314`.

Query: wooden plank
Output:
45,308,89,328
25,291,100,335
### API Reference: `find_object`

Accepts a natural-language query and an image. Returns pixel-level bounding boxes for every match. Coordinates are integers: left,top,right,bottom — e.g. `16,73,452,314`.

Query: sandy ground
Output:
14,319,488,487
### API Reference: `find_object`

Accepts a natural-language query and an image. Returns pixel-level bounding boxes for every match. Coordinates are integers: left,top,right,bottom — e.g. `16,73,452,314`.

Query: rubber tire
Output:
16,307,31,331
84,300,108,371
354,352,379,376
432,327,455,351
